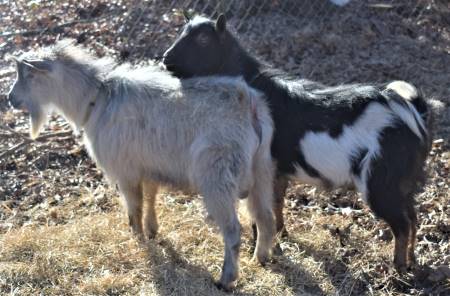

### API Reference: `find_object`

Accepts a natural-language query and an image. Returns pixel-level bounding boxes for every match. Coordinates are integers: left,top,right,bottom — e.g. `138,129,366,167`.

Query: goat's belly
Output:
146,169,193,191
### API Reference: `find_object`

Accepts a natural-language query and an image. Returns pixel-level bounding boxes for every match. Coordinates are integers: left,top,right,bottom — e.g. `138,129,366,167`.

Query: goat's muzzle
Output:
8,93,22,109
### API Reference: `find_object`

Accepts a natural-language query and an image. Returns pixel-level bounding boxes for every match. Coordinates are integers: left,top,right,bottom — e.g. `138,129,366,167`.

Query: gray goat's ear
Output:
183,9,192,22
5,54,20,65
216,14,226,32
22,59,52,73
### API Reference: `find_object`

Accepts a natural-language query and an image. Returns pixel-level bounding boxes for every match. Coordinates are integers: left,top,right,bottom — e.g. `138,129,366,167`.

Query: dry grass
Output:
1,184,448,295
0,192,355,296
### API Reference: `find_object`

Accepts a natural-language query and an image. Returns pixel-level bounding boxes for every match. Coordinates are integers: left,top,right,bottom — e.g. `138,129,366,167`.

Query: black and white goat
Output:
162,14,434,271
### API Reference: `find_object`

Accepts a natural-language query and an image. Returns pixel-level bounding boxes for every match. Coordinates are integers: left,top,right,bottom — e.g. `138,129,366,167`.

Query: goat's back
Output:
84,74,269,192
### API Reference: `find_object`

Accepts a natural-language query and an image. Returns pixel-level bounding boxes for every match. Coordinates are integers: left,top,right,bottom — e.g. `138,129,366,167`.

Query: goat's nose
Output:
162,52,172,64
161,55,168,64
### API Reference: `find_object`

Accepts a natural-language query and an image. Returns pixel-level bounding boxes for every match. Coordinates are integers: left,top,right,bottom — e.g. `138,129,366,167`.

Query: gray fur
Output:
7,40,276,290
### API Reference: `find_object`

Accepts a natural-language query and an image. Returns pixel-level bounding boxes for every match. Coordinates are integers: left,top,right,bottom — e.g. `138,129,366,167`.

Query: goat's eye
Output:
195,33,210,46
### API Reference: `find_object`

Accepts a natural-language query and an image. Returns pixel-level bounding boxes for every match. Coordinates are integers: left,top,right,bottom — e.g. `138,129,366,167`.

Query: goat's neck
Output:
238,53,277,93
219,40,262,81
51,70,102,128
241,54,262,82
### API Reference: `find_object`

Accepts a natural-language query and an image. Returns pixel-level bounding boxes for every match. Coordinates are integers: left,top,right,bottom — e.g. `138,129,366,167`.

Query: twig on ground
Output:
34,130,74,142
0,70,15,79
0,125,73,140
0,129,74,160
0,141,28,159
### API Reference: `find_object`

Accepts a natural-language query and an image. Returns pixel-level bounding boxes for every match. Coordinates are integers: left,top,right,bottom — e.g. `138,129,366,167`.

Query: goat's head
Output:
7,55,55,139
163,14,236,78
7,39,106,138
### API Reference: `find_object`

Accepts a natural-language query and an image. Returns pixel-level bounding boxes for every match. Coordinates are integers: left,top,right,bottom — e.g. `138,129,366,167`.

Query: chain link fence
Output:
122,0,442,57
121,0,340,60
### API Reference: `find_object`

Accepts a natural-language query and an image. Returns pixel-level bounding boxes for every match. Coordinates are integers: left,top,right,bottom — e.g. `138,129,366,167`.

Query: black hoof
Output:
273,243,283,256
147,232,157,240
214,281,232,293
395,264,408,274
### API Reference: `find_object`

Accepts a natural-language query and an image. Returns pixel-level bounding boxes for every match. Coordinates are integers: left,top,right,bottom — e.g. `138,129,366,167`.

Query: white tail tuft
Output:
386,81,418,101
384,81,426,141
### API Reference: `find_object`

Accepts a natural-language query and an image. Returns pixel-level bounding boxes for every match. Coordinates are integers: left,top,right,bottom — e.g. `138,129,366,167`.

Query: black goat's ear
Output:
22,59,52,73
216,14,226,32
183,9,191,22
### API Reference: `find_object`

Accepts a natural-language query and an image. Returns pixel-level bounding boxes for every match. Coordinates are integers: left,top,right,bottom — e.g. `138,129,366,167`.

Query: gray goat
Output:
7,40,275,290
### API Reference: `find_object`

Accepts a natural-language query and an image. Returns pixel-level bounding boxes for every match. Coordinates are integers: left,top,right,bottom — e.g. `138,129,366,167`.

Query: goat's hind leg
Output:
119,181,144,237
273,175,289,239
202,188,241,291
143,181,159,239
248,157,276,264
393,221,410,273
193,145,248,290
407,204,418,265
195,157,241,289
250,175,287,254
368,191,411,272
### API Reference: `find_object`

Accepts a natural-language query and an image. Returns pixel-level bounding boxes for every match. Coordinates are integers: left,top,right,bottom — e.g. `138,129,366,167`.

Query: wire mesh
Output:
121,0,341,61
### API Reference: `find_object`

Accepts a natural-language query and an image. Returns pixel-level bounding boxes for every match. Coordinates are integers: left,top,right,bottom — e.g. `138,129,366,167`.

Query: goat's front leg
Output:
143,181,159,239
273,175,289,237
119,181,144,237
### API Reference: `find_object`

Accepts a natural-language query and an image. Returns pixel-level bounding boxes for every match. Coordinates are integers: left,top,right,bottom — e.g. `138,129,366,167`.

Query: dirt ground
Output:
0,0,449,295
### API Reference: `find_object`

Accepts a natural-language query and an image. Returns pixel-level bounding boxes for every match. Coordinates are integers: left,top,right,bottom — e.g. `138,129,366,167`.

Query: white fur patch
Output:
386,81,418,101
297,103,395,201
385,81,426,140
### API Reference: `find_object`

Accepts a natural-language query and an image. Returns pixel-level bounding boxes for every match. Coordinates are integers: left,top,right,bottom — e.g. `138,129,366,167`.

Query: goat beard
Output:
29,105,47,140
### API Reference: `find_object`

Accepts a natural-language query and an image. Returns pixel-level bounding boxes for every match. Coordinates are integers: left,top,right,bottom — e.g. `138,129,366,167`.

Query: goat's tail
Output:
228,78,273,148
246,87,273,151
382,81,443,150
